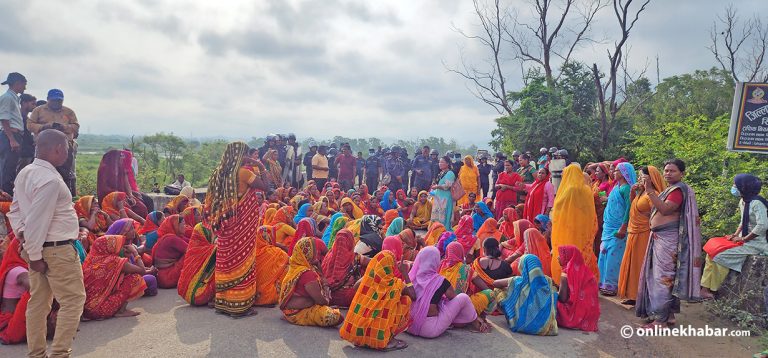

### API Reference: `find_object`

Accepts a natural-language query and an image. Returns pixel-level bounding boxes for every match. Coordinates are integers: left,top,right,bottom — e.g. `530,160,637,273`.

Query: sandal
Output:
382,339,408,352
620,299,636,305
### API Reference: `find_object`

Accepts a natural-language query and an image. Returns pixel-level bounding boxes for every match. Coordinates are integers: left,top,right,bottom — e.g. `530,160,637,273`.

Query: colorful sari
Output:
494,171,522,218
262,208,277,226
395,189,413,218
499,254,558,335
424,222,446,246
383,209,399,233
181,206,202,238
385,217,404,237
556,245,600,332
439,242,496,315
380,190,397,212
97,149,148,217
262,149,283,186
254,226,289,306
165,195,190,216
471,202,494,233
207,141,262,316
326,216,349,249
340,197,364,220
322,229,359,307
408,192,432,230
551,165,598,285
511,228,552,277
340,250,411,349
398,229,418,262
477,218,502,242
177,224,217,306
278,237,342,326
430,170,456,228
523,172,551,223
294,203,312,224
454,215,478,256
322,213,344,246
83,235,147,319
270,206,297,246
0,237,31,344
636,181,702,323
102,192,127,218
407,247,447,337
598,162,636,293
74,195,110,247
457,155,480,205
618,165,666,300
151,215,187,288
139,211,163,251
287,217,319,255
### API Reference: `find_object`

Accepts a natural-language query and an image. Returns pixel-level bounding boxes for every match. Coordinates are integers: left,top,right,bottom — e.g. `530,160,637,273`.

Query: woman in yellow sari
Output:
550,164,599,285
617,166,666,303
339,197,364,220
262,207,277,226
407,191,432,230
269,206,297,247
457,155,481,206
278,237,342,327
262,149,283,187
339,238,414,351
207,141,269,317
424,222,446,246
254,226,289,306
439,242,496,317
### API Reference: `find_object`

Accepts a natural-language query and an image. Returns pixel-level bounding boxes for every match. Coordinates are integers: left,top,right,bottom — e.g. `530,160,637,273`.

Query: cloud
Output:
0,2,91,55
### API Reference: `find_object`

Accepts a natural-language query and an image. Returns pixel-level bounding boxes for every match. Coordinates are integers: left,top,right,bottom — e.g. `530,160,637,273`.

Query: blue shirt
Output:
0,89,23,131
412,154,432,182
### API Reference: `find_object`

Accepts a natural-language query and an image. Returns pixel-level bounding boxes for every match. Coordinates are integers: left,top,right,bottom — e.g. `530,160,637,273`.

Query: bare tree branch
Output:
708,5,768,82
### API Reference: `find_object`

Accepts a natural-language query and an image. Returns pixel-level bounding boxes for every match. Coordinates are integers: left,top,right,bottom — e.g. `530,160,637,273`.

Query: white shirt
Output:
8,159,79,261
171,180,191,188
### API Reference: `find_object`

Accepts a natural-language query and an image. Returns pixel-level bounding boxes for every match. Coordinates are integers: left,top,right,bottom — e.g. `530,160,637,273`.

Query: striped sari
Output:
439,242,496,315
177,224,217,306
498,254,558,335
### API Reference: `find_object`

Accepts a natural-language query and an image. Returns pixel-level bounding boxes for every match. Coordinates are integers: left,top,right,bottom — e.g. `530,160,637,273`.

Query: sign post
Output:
727,82,768,154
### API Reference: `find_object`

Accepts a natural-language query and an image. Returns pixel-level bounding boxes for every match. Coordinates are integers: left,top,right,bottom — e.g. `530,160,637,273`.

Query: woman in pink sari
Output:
556,245,600,331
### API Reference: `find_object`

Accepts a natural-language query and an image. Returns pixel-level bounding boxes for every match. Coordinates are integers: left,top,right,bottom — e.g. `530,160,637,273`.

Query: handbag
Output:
450,179,465,201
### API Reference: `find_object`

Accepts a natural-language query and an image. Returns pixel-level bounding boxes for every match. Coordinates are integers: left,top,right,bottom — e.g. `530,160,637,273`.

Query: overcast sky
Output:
2,0,765,147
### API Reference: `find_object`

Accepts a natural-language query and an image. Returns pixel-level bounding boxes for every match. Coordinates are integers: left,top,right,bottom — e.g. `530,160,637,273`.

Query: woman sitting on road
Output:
496,254,558,336
152,215,189,289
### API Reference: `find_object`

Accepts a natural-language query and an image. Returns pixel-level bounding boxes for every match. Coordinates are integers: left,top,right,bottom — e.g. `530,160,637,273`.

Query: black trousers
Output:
0,132,22,194
366,175,379,191
480,181,490,199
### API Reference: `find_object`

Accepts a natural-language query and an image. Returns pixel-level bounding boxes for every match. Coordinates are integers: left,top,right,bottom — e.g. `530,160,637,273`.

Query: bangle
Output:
405,282,413,288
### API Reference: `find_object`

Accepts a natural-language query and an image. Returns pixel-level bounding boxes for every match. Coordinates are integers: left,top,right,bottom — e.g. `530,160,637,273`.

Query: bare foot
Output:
641,321,667,329
470,319,491,333
114,309,141,318
382,338,408,352
700,288,715,300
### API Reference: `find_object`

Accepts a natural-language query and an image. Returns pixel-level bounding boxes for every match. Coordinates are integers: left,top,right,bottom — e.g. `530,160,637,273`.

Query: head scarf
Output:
106,218,137,237
523,228,552,276
322,212,344,245
556,245,600,332
327,216,349,248
498,254,557,335
102,191,127,217
205,141,249,230
477,218,502,242
424,221,446,246
278,237,319,310
139,211,164,235
359,184,370,201
385,217,404,237
322,229,357,288
534,214,551,231
616,162,637,186
380,190,396,211
181,206,202,230
398,228,418,261
339,197,364,219
262,207,277,226
157,214,182,239
180,185,196,199
83,235,147,312
359,215,384,255
288,217,319,255
436,231,457,256
472,202,494,233
513,219,534,250
500,207,519,241
454,215,477,255
165,195,190,216
439,241,465,272
382,235,404,262
294,203,312,224
383,209,399,232
74,195,96,219
407,247,446,336
271,207,295,227
735,174,768,237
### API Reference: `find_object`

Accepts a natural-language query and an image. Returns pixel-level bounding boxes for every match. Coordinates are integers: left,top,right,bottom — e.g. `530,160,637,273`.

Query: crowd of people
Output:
0,71,767,355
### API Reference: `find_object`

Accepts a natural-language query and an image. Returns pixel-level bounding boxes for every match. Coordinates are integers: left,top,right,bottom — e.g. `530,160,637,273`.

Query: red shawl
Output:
288,218,318,256
454,215,477,255
523,172,550,222
500,208,519,241
556,245,600,332
0,236,27,298
321,229,355,288
381,236,404,279
83,235,132,312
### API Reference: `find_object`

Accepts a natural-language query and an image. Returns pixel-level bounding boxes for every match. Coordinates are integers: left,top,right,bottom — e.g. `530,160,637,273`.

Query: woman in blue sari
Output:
386,217,405,237
497,254,558,335
430,156,456,229
598,162,636,296
472,202,494,233
380,190,397,212
293,203,313,225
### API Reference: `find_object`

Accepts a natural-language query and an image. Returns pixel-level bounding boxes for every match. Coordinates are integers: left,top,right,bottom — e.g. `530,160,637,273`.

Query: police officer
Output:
450,152,463,176
401,148,412,190
412,146,433,191
327,147,339,182
355,151,366,187
364,148,381,190
429,149,440,184
384,146,405,192
478,154,493,199
303,141,317,182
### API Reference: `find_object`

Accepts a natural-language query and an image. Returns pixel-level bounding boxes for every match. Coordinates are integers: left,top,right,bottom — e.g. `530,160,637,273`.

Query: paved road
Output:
1,289,756,357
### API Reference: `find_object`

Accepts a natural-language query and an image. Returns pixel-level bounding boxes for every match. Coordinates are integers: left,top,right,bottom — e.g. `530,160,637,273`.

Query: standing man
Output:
364,148,381,190
282,134,298,187
516,154,536,204
335,144,356,191
401,148,412,190
429,149,440,184
18,94,37,172
412,146,432,191
327,147,339,183
478,155,493,199
384,146,405,193
303,142,317,183
311,145,330,188
27,89,80,197
0,72,27,194
8,129,85,358
355,151,365,188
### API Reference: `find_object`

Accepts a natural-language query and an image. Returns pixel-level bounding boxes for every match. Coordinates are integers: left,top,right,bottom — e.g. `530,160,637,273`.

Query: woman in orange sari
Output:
0,236,40,344
551,164,599,285
617,166,666,304
270,206,297,246
477,218,502,242
254,226,289,306
181,206,203,238
457,155,481,205
152,214,188,288
102,192,146,224
74,195,113,251
164,195,190,215
509,228,552,276
500,219,533,259
424,222,446,246
279,237,342,326
262,207,277,226
178,223,217,306
383,209,399,233
207,141,269,317
82,235,148,320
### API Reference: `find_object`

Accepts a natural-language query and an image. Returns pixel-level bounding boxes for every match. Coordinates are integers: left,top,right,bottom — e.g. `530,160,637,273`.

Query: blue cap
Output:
47,89,64,100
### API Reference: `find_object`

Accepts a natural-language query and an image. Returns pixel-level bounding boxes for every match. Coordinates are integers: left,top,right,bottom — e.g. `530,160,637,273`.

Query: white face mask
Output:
731,186,741,197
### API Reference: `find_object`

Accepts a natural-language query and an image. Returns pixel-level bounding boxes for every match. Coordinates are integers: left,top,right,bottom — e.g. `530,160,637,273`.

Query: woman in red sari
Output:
523,168,554,222
556,245,600,332
178,223,217,306
102,192,146,224
493,159,523,219
500,219,533,259
207,141,269,317
454,215,480,260
97,149,149,217
322,229,367,307
83,235,148,320
181,206,202,238
0,236,47,344
152,214,189,288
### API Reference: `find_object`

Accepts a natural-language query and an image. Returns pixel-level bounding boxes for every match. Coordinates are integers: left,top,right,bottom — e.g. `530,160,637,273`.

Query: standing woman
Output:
591,163,612,257
618,166,666,304
493,160,523,219
457,155,481,206
522,167,555,222
550,164,599,285
430,156,457,229
598,162,636,296
207,142,269,317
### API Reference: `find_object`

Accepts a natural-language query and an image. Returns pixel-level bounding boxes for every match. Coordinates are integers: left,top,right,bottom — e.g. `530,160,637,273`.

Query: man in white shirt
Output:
8,129,85,358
